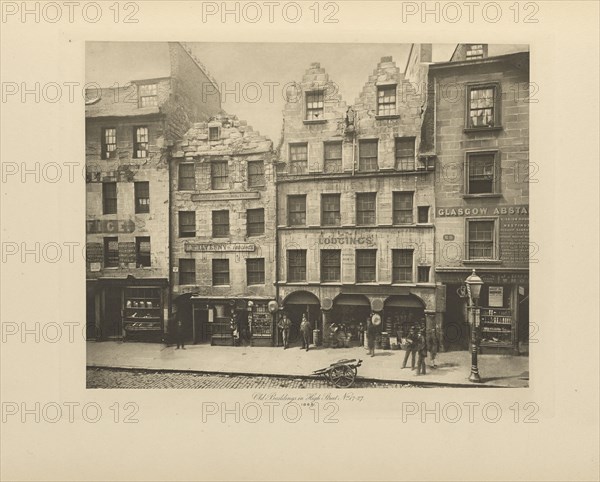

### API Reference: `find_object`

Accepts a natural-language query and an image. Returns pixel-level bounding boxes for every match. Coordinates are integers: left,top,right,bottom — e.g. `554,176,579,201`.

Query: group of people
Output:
400,322,440,375
277,313,312,351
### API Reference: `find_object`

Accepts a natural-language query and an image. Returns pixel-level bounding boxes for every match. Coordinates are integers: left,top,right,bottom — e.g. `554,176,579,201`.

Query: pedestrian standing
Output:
358,321,365,346
278,314,292,349
366,317,377,357
176,319,185,350
427,324,440,369
401,326,417,369
415,326,428,375
300,314,311,351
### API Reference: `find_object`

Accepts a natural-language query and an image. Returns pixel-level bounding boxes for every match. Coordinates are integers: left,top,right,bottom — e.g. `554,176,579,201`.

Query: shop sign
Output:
184,242,255,252
90,262,101,272
318,232,375,246
437,205,528,217
488,286,504,307
86,219,136,234
191,192,261,202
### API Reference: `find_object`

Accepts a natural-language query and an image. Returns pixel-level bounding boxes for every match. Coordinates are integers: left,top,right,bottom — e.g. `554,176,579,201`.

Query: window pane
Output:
393,192,413,224
395,137,415,171
211,162,229,190
248,161,265,187
179,211,196,237
468,221,495,259
134,127,148,158
468,153,495,194
212,210,229,237
324,142,343,173
290,144,308,175
134,182,150,214
247,258,265,285
377,85,397,116
288,195,306,226
212,259,230,285
359,140,378,171
392,249,413,283
102,182,117,214
356,250,376,283
306,91,324,120
287,250,306,282
179,259,196,285
418,266,430,283
469,87,495,127
178,164,195,190
247,208,265,236
321,250,341,282
357,193,376,225
321,194,341,226
417,206,429,223
136,237,151,267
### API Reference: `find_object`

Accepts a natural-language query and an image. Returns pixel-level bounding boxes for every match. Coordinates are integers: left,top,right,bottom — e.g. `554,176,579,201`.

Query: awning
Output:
283,291,320,305
384,296,424,308
334,295,370,307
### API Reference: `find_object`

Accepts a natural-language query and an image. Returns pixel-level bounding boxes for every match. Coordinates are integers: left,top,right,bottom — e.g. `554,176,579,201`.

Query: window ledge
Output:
463,194,502,199
462,259,503,265
391,283,417,287
375,115,400,120
355,282,379,286
320,282,343,286
285,282,310,286
463,126,503,133
303,119,327,125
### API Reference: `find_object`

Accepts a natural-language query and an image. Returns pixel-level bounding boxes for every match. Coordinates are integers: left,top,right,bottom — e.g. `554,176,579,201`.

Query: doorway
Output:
103,287,123,339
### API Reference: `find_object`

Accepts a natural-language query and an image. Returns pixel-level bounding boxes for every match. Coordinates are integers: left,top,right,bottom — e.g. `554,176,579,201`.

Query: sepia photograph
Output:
85,41,530,389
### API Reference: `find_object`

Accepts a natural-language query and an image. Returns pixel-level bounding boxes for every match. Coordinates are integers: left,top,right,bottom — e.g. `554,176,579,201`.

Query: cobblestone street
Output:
87,367,424,389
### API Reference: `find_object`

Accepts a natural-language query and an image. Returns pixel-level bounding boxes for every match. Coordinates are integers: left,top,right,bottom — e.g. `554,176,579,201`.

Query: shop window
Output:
287,250,306,282
102,182,117,215
393,192,413,224
101,127,117,159
356,249,376,283
305,91,324,120
133,126,148,158
135,236,151,267
246,258,265,285
209,126,220,141
211,161,229,190
324,142,342,173
377,85,397,116
467,85,500,129
395,137,415,171
417,206,429,223
138,83,158,107
418,266,430,283
179,211,196,238
321,250,341,282
212,259,230,286
287,195,306,226
246,208,264,236
392,249,413,283
248,161,265,188
467,220,496,260
321,194,341,226
134,181,150,214
178,163,195,191
212,210,230,238
467,152,497,194
103,237,119,268
179,259,196,285
359,139,378,171
356,192,376,226
289,143,308,175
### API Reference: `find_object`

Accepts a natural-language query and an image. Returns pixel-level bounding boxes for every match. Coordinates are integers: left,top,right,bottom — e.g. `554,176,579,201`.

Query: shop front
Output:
174,296,276,347
280,291,321,347
436,269,529,355
330,294,371,347
383,295,426,340
88,277,168,342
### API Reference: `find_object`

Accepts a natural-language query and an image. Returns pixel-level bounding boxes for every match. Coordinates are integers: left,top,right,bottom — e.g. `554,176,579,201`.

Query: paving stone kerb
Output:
87,342,529,388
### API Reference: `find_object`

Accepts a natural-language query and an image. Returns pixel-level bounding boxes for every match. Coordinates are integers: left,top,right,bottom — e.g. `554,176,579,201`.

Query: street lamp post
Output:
465,269,484,383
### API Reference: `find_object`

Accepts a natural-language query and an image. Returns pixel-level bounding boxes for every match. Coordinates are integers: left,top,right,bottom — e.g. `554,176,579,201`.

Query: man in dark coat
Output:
278,314,292,349
401,326,417,369
415,326,428,375
300,314,311,351
176,318,185,350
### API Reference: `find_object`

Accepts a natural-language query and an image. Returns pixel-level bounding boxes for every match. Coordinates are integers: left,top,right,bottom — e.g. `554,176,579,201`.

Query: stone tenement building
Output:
430,44,530,354
85,42,221,341
170,113,277,346
276,50,439,347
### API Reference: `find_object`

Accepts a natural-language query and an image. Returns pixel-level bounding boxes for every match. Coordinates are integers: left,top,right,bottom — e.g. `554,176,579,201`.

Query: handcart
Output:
312,358,363,388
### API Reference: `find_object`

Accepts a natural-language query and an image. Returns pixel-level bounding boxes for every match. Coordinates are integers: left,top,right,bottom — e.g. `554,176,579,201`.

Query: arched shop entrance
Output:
383,295,426,340
331,294,371,347
282,291,320,347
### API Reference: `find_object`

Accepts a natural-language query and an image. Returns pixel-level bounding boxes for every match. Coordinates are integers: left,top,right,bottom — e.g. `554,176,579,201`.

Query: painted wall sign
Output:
86,219,136,234
86,243,103,263
191,192,261,202
437,205,528,217
184,242,255,252
443,234,455,241
318,233,375,246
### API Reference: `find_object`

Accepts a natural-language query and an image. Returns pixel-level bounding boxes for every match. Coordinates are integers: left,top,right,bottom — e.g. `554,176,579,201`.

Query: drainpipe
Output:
274,151,280,347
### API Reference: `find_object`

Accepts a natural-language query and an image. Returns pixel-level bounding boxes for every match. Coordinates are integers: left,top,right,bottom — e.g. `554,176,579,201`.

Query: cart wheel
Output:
329,365,355,388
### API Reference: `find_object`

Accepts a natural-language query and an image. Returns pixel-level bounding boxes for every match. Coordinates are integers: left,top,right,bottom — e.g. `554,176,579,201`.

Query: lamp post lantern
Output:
465,269,484,383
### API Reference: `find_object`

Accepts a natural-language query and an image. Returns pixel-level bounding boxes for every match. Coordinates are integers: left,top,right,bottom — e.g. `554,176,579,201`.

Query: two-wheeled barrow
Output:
312,358,363,388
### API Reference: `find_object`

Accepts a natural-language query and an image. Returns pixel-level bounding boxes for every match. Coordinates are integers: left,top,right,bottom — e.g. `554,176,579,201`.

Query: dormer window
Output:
306,91,324,121
209,126,220,141
138,83,158,107
377,85,397,116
